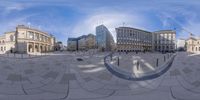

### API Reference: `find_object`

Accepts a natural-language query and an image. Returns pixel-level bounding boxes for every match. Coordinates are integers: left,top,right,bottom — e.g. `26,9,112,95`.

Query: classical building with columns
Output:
186,36,200,53
0,25,55,54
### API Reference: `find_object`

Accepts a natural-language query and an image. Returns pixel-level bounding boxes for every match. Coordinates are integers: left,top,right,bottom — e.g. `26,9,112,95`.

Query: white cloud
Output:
71,11,148,42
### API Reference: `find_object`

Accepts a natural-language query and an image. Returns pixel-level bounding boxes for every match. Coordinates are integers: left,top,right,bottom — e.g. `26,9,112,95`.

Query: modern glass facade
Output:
96,25,114,51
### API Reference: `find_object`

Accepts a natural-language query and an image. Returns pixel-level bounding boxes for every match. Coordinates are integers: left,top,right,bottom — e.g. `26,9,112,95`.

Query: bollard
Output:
137,61,139,70
110,54,112,61
117,57,119,66
164,55,166,62
156,58,159,67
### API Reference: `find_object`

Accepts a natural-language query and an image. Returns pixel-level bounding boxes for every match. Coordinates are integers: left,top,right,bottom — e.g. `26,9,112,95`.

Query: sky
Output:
0,0,200,45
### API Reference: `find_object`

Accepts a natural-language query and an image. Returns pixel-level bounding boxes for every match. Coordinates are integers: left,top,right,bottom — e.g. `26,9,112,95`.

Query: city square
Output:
1,0,200,100
0,51,199,100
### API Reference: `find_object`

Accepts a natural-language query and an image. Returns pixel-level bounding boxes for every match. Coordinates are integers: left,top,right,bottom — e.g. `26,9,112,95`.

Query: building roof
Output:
186,36,200,41
17,25,53,36
68,38,78,41
116,27,151,33
153,30,176,33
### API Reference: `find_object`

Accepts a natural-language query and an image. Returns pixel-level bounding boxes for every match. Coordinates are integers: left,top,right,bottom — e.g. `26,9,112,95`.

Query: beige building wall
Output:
0,35,6,53
186,37,200,53
67,39,77,51
0,25,55,54
153,30,176,52
78,37,87,50
68,34,96,51
85,34,96,50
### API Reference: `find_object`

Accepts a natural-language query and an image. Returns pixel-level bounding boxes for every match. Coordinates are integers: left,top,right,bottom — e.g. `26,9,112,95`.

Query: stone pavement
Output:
0,52,199,100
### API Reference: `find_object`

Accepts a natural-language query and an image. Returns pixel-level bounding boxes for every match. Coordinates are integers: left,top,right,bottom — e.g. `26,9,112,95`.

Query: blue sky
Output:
0,0,200,44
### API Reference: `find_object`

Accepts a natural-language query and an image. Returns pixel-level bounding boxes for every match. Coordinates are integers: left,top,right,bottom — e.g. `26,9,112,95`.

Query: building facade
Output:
0,25,55,54
116,27,152,52
186,37,200,53
67,34,96,51
177,39,186,51
153,30,176,52
67,38,78,51
96,25,115,51
84,34,96,50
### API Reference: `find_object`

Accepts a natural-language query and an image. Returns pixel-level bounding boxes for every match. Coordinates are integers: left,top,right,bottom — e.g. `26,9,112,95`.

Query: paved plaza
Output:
110,52,172,74
0,51,199,100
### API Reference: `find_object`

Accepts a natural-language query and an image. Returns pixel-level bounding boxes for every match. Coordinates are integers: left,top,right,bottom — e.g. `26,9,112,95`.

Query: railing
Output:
104,53,176,81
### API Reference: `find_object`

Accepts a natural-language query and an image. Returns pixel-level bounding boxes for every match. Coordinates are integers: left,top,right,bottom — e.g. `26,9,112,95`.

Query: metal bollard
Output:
164,55,166,62
156,58,159,67
110,54,112,61
167,54,169,59
117,57,119,66
137,61,139,70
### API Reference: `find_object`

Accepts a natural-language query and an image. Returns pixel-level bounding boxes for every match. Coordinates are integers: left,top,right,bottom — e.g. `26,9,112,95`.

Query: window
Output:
10,35,14,41
28,31,34,40
39,34,42,41
35,33,39,40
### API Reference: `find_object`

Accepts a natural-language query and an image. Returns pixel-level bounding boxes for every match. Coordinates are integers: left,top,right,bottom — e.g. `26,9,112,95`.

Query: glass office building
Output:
96,25,114,51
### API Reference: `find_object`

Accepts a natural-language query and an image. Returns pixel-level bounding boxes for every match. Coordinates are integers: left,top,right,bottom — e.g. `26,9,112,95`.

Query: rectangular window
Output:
28,31,34,40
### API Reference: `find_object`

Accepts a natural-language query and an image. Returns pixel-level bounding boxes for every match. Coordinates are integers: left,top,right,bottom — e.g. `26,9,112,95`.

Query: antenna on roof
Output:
27,22,31,28
122,22,125,27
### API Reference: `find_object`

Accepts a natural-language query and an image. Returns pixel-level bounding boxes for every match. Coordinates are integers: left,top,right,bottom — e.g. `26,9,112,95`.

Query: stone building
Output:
153,30,176,52
67,38,78,51
0,25,55,54
85,34,96,50
186,36,200,53
116,27,176,52
67,34,96,51
116,27,152,52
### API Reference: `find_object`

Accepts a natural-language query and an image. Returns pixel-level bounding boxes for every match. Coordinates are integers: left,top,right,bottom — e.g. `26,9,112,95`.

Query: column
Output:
33,42,35,53
27,42,29,53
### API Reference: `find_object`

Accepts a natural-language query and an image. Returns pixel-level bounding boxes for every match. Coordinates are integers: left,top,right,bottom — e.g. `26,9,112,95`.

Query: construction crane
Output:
167,17,194,37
